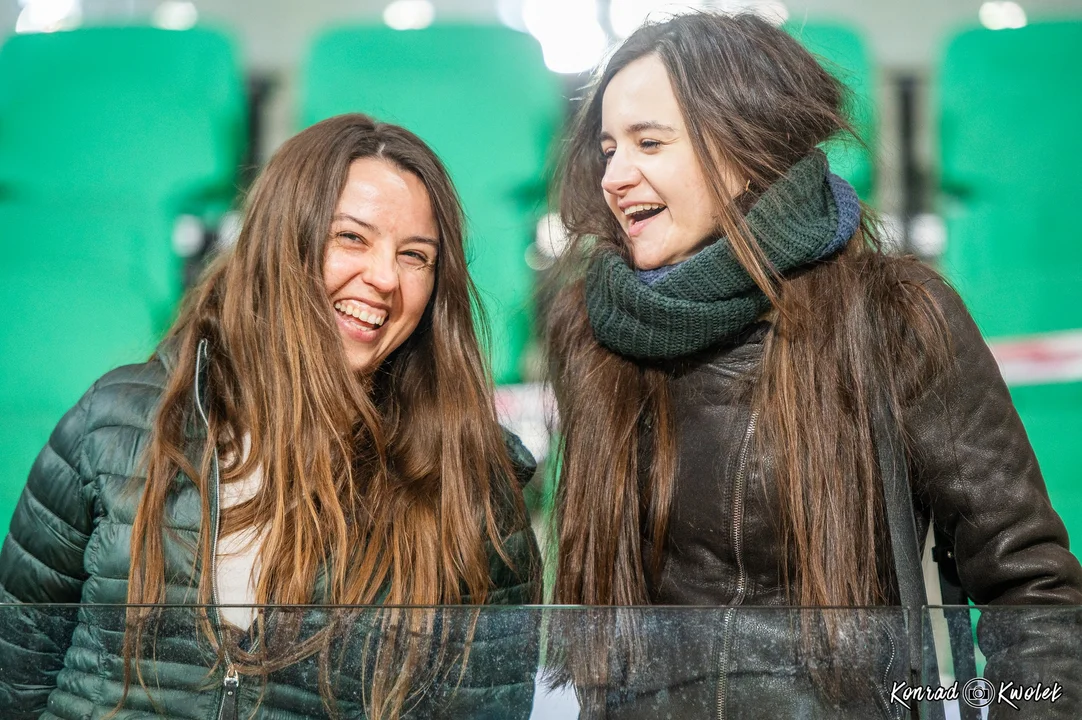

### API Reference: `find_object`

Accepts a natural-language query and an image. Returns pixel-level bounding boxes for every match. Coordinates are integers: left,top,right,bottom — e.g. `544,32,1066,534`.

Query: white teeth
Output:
623,203,666,217
333,300,386,327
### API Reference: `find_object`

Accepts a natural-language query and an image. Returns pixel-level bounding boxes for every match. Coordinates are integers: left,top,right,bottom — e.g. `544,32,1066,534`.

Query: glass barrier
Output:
0,604,1078,719
921,605,1081,720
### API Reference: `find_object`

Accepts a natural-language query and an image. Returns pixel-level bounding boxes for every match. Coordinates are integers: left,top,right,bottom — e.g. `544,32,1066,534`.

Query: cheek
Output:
399,274,435,328
603,189,620,217
322,248,351,293
671,170,715,228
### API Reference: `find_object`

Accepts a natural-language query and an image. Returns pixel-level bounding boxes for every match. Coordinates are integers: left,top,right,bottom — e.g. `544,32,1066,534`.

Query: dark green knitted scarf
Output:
585,150,844,360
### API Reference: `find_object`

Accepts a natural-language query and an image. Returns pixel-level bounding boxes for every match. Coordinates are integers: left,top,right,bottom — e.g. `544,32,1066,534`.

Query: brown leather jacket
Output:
630,267,1082,719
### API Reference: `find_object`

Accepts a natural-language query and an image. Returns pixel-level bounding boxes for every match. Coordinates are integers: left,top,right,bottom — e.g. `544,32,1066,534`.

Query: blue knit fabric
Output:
635,171,860,287
637,262,681,285
824,171,861,257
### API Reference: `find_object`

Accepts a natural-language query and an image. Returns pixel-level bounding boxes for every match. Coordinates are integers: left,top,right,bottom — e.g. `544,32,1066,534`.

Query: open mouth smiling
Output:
333,299,387,331
622,202,667,236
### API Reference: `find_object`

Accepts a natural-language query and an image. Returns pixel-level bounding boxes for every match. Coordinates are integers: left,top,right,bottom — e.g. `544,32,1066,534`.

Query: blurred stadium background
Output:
1,0,1080,559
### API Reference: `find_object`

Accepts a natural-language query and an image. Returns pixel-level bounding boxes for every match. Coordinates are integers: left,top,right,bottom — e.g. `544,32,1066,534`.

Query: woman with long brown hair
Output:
0,113,540,719
545,12,1082,718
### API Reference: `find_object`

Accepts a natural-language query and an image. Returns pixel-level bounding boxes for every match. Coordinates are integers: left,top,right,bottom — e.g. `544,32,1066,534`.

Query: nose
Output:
601,148,641,196
361,244,399,295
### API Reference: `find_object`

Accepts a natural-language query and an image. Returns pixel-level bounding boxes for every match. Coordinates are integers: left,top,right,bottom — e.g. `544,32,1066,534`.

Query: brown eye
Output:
400,250,431,267
337,231,366,245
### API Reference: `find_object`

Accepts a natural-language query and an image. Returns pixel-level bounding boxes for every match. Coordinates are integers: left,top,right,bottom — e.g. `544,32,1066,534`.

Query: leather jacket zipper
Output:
880,628,900,719
196,339,241,719
716,411,758,720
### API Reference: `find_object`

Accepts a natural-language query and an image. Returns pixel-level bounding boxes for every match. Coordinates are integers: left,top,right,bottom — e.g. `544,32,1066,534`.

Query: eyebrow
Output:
333,213,439,248
599,121,678,143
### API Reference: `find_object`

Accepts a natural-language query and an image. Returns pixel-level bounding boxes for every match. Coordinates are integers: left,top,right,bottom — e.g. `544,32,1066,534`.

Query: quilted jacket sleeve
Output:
430,429,542,719
0,382,98,718
901,273,1082,718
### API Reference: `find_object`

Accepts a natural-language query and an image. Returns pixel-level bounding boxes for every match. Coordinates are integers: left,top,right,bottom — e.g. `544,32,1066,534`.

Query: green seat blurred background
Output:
0,14,1077,553
937,20,1082,547
0,26,246,535
788,22,876,200
0,27,245,206
302,24,563,384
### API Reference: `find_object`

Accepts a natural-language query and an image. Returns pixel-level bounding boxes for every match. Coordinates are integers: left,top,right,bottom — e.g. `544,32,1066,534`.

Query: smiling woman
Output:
544,11,1082,719
0,114,541,720
325,157,440,372
599,54,742,269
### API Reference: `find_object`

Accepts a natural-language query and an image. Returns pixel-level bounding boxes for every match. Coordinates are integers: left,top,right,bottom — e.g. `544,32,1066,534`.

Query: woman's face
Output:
600,54,743,270
324,157,439,373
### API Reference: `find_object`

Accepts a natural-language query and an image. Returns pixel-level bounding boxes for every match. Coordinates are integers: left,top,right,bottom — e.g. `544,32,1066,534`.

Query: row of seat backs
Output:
0,27,248,536
23,20,1082,547
0,26,247,382
938,21,1082,339
787,22,876,199
0,24,562,537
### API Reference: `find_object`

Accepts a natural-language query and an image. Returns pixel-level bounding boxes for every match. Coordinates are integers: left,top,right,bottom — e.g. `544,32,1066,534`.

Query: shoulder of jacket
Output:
80,357,171,435
882,255,962,305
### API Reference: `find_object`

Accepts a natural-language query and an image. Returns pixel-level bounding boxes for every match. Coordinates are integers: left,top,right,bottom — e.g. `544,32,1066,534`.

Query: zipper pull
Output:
218,663,239,720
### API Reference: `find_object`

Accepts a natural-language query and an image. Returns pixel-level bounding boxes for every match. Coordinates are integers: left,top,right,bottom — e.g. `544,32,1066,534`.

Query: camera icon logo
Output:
962,678,995,708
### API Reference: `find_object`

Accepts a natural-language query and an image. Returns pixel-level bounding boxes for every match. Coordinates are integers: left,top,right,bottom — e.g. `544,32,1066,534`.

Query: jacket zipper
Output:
880,628,899,720
715,411,758,720
196,339,241,720
218,664,239,720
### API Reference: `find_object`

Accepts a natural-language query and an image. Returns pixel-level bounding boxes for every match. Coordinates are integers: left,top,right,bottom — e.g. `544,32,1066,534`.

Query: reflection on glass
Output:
1,604,1079,718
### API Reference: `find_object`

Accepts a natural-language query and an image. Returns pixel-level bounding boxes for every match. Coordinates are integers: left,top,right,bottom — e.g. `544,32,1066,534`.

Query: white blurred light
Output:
979,1,1027,30
610,0,789,38
535,212,572,258
610,0,704,39
172,215,205,258
216,211,243,250
910,213,947,257
524,0,608,74
714,0,789,25
497,0,527,32
152,1,198,31
748,0,788,25
877,213,905,254
383,0,435,31
15,0,81,34
611,0,663,39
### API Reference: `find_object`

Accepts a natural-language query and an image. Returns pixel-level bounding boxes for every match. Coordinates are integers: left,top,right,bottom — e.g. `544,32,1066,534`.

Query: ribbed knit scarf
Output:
584,150,860,360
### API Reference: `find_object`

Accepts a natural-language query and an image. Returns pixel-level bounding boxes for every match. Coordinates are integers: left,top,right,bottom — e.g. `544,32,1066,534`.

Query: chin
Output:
346,353,376,374
629,237,681,271
631,249,674,271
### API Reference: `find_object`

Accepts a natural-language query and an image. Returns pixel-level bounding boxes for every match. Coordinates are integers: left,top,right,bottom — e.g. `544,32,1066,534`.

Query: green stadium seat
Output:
0,27,246,535
937,21,1082,550
0,202,179,535
938,21,1082,337
0,26,246,213
786,22,876,199
302,24,564,384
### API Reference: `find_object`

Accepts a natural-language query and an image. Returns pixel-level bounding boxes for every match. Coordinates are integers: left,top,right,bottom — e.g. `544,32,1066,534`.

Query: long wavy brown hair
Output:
546,13,950,610
122,114,529,716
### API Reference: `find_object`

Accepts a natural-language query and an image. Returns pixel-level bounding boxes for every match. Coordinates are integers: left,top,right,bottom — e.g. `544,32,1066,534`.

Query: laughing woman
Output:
0,114,540,719
544,12,1082,719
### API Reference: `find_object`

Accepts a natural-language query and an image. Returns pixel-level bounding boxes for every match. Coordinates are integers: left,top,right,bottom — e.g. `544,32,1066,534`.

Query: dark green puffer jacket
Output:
0,345,542,719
